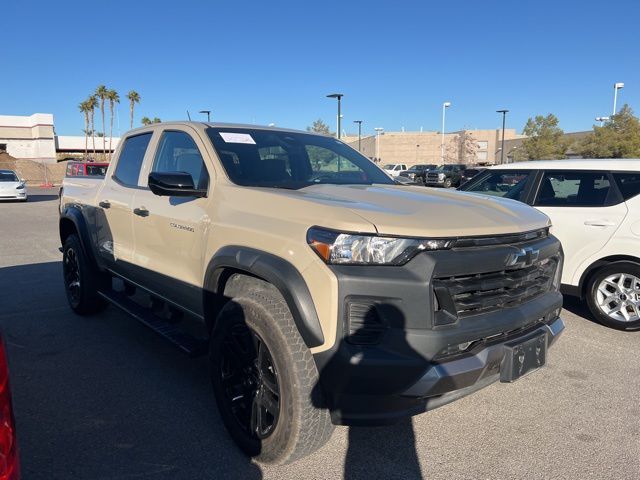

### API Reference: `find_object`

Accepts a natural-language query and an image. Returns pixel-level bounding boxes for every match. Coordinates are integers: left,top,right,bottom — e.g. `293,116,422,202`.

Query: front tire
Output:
585,262,640,331
62,234,108,315
210,289,334,464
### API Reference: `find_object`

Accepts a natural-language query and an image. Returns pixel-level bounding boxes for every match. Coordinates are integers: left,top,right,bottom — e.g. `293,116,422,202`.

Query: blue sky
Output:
2,0,639,136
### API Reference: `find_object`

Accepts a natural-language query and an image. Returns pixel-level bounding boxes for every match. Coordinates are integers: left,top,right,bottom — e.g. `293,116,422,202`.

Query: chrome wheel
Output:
63,247,81,305
596,273,640,323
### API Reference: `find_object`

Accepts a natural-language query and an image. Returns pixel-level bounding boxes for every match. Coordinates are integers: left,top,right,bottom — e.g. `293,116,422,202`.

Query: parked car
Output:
60,122,564,463
0,170,27,202
458,159,640,330
65,162,109,177
424,164,466,188
399,164,437,185
382,163,407,177
459,167,486,186
0,332,20,479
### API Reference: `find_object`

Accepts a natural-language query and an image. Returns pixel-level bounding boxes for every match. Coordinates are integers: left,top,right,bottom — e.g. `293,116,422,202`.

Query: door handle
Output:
98,200,111,209
133,207,149,217
584,220,616,227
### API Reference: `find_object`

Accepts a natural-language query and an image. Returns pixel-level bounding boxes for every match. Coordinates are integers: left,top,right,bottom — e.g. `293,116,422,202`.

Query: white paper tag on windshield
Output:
219,132,256,144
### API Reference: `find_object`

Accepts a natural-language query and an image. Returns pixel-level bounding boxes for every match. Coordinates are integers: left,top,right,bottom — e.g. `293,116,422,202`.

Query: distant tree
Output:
445,130,478,164
152,117,161,124
141,116,152,126
78,101,91,157
87,95,98,157
513,114,567,160
126,90,140,129
95,85,109,155
307,119,332,136
578,104,640,158
107,89,120,161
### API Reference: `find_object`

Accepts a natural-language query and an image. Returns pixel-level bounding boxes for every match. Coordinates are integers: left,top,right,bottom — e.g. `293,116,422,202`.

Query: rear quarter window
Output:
613,172,640,200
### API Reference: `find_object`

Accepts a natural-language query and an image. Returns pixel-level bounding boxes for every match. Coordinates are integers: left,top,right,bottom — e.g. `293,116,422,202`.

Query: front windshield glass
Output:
382,164,395,170
0,171,18,182
206,128,394,189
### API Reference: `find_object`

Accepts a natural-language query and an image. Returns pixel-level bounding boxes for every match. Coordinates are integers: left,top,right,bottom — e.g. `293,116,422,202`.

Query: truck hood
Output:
290,184,550,237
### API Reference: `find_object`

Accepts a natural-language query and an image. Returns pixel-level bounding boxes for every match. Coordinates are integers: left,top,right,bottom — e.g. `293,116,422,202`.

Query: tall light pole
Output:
374,127,384,162
199,110,211,122
496,109,509,164
353,120,363,151
326,93,343,138
613,82,624,115
595,116,610,127
441,102,451,164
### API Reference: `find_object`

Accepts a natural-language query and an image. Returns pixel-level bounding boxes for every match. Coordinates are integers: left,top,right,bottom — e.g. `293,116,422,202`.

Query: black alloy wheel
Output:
220,323,280,440
63,246,82,307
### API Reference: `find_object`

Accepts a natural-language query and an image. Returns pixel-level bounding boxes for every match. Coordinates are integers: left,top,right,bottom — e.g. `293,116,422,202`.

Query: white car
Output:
382,163,407,177
458,159,640,330
0,170,27,202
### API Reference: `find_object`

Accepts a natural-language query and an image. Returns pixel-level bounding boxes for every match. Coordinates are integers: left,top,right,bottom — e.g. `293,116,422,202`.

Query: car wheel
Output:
62,234,109,315
585,262,640,331
443,178,452,188
210,289,334,464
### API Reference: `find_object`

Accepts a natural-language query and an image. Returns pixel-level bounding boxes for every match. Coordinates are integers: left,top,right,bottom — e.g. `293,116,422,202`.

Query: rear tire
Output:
210,289,334,464
444,178,452,188
62,234,109,315
585,262,640,331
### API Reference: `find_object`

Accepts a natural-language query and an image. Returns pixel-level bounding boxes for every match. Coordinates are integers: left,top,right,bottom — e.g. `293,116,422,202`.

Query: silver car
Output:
0,170,27,201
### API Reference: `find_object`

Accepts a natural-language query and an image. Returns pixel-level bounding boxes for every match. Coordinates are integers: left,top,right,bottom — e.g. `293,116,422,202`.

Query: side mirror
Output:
148,171,206,197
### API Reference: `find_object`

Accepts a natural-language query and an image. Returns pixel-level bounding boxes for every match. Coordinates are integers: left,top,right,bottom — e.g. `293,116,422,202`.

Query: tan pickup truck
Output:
59,122,565,464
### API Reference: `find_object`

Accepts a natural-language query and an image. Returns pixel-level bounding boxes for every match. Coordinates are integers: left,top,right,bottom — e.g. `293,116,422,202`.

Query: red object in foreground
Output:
39,183,54,188
0,335,19,480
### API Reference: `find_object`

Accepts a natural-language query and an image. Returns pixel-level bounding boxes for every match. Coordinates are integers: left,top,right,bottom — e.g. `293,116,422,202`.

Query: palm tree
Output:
152,117,161,124
126,90,140,129
107,89,120,161
87,95,98,159
141,116,152,126
78,101,90,158
95,85,108,157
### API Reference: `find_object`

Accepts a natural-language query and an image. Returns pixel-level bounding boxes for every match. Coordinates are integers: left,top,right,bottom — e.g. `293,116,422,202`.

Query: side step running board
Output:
98,290,208,357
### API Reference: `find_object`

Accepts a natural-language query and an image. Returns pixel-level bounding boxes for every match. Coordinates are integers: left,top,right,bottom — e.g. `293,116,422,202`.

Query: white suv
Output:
458,159,640,330
383,163,407,177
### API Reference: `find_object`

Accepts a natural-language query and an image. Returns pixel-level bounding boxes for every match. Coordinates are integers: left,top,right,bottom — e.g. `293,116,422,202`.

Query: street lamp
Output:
441,102,451,164
353,120,363,151
496,109,509,164
374,127,384,162
613,82,624,115
595,116,610,127
199,110,211,122
326,93,344,139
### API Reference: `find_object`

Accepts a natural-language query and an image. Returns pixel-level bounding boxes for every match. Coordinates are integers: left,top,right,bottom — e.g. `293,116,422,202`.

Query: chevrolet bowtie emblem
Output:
506,246,540,267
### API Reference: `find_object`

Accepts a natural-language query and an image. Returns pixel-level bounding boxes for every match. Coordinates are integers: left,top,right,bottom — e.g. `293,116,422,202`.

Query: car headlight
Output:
16,184,25,190
438,173,445,179
307,227,454,265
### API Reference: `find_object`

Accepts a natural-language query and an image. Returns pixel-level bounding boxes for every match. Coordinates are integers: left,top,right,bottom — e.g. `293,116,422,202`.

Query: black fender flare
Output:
59,206,99,268
204,246,325,348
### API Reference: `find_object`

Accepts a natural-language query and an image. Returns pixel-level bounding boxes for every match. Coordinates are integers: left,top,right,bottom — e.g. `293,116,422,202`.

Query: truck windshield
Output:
206,128,394,189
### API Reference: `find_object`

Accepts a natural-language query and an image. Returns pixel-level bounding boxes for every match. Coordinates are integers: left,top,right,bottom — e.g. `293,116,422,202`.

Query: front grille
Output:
427,173,439,181
433,257,558,318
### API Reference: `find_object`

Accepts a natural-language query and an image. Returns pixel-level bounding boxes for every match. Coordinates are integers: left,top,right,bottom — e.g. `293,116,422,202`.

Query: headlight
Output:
552,250,564,290
16,184,25,190
307,227,454,265
438,173,445,179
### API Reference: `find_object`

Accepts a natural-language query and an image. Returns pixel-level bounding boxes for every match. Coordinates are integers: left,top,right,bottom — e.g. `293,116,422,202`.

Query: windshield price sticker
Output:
219,132,256,144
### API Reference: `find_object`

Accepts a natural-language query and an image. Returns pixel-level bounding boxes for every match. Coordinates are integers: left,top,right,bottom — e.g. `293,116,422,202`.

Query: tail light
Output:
0,335,19,480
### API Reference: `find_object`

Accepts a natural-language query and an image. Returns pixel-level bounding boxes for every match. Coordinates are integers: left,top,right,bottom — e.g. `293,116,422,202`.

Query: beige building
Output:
342,129,524,166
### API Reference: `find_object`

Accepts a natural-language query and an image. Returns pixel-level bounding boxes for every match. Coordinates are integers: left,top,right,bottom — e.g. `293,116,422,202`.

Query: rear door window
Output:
534,171,613,207
461,169,533,202
113,133,153,187
613,172,640,201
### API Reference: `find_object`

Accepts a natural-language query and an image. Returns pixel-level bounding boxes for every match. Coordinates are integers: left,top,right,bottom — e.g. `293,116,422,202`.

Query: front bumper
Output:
313,234,565,426
0,191,27,200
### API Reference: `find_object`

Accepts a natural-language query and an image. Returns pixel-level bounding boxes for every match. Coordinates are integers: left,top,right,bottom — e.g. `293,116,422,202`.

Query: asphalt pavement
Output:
0,189,638,479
